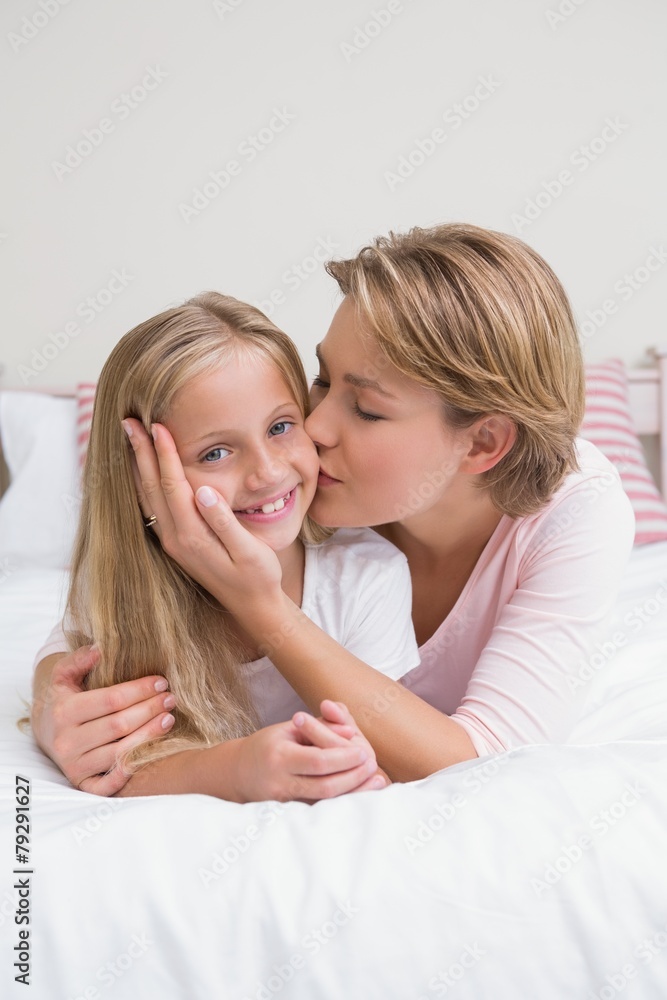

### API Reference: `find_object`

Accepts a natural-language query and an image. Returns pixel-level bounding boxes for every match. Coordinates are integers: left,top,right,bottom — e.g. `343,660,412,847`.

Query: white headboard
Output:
627,347,667,494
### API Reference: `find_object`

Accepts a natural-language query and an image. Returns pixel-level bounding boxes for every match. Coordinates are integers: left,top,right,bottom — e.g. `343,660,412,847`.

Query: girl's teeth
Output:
248,490,290,515
260,496,286,514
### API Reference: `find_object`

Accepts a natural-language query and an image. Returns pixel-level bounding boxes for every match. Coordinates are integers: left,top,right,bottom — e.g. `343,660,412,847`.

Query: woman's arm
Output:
227,594,478,782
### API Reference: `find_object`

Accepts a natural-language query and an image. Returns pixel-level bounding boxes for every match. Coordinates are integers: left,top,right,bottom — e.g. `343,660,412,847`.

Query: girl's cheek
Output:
182,468,198,492
284,431,319,469
183,467,224,498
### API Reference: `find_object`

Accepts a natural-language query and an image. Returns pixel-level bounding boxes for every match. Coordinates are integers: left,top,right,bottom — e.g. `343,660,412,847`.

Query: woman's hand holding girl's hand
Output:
234,700,388,803
122,419,283,613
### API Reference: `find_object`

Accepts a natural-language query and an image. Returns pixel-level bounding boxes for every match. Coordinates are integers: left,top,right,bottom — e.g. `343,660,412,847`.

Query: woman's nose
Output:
305,395,336,448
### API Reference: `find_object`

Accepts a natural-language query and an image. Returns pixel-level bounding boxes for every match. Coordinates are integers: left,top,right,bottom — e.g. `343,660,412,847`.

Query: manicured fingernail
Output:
151,424,158,442
121,420,133,438
293,713,305,727
197,486,217,507
161,714,175,730
372,776,386,789
163,694,176,710
357,751,368,764
90,642,100,656
154,678,168,692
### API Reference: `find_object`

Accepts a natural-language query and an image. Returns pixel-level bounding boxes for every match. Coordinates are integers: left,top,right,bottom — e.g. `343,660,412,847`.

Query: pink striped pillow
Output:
580,359,667,545
76,382,96,471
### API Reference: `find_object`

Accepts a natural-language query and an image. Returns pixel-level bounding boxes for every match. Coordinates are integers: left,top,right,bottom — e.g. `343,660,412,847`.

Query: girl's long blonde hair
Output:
66,292,327,774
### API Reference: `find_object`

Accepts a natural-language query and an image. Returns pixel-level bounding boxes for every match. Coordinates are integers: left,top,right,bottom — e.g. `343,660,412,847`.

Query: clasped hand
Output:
31,645,386,800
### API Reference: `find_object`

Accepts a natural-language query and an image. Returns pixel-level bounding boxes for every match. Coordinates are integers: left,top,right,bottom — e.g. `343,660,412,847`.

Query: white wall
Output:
1,0,665,389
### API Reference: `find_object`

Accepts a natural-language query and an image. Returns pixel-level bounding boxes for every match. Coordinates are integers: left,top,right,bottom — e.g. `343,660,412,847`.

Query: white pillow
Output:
0,392,80,569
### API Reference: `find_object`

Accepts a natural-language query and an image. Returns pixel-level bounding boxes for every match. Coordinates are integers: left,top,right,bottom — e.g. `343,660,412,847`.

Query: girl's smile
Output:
233,486,298,522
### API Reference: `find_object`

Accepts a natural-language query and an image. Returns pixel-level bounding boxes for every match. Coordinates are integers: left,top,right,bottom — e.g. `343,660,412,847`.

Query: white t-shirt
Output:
33,527,421,728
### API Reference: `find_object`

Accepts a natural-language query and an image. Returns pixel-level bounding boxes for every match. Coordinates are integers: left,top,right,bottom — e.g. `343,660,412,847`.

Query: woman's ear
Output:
462,414,516,474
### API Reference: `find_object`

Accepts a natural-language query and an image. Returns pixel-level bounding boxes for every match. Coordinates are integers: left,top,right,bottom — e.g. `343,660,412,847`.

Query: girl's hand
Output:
296,699,391,793
31,646,175,795
235,703,384,803
122,418,282,612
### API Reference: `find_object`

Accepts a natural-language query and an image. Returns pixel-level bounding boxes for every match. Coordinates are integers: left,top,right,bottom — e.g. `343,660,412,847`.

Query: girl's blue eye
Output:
269,421,293,436
203,447,230,463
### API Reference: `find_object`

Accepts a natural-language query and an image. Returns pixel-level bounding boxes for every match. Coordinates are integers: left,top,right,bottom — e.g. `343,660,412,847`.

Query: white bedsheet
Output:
1,545,666,999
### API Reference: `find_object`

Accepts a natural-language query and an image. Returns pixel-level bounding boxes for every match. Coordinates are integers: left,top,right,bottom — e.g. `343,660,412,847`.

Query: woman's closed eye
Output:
312,376,382,421
353,403,382,422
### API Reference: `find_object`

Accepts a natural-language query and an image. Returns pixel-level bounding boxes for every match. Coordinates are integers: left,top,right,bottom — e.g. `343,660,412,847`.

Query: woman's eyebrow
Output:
315,343,397,399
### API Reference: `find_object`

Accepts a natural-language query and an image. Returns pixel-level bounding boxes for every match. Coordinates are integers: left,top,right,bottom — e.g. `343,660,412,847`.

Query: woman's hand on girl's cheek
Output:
122,418,282,610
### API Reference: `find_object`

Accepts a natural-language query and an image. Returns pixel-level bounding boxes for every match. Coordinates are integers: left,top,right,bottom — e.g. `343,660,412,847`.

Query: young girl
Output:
34,292,420,800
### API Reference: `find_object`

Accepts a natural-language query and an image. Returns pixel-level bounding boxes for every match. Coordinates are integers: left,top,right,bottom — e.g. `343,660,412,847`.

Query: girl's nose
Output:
244,449,286,492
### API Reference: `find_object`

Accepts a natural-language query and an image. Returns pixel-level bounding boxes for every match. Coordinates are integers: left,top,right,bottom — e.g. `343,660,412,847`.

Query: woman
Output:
31,222,635,794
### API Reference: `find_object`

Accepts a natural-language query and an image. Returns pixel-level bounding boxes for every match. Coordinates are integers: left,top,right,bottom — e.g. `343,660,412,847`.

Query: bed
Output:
1,353,666,999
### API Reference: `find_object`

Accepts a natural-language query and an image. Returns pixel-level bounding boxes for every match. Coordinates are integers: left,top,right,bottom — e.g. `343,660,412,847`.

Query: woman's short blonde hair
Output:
326,223,585,518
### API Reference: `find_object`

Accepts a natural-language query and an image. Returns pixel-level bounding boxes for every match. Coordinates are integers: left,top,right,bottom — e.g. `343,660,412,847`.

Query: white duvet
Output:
1,544,667,999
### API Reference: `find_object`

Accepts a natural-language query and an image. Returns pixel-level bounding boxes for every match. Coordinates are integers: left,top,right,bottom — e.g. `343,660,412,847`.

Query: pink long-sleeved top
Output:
400,437,635,756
